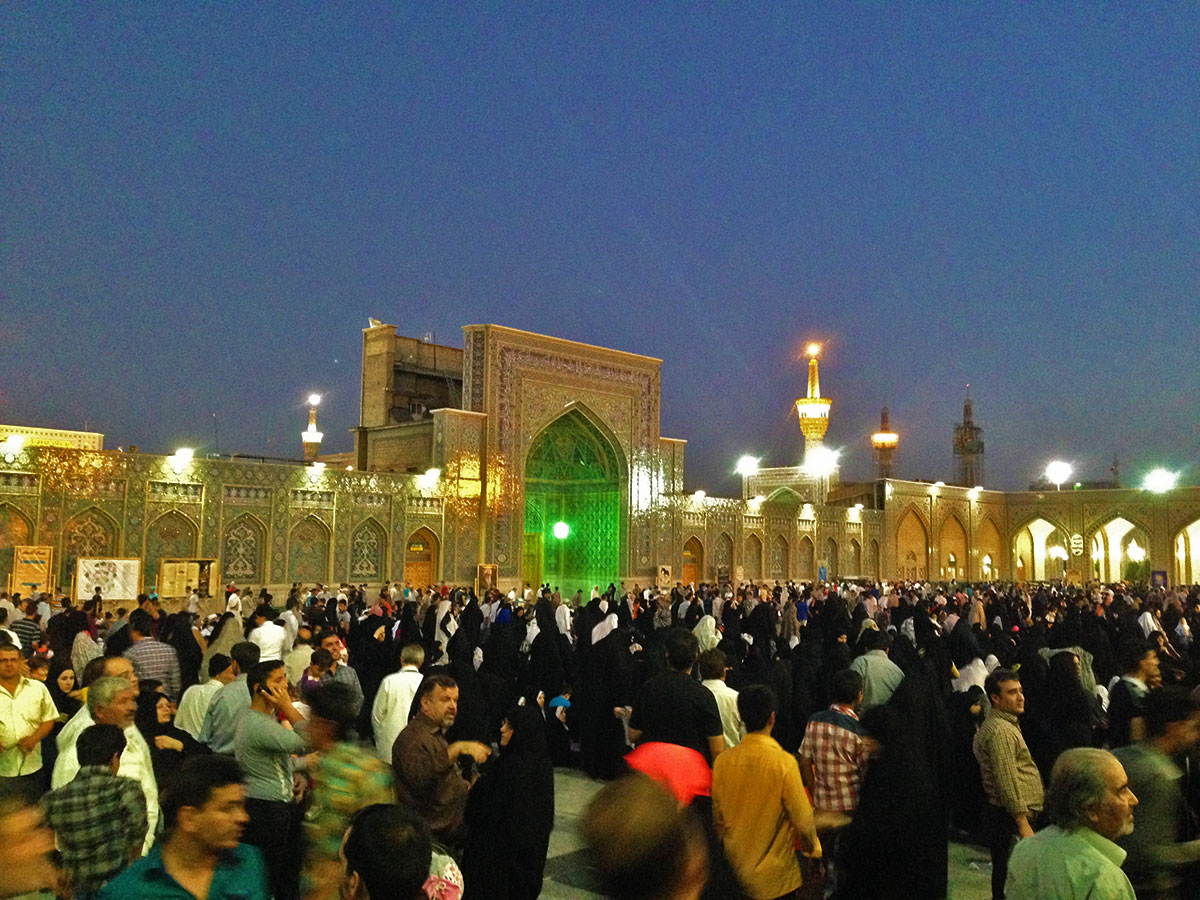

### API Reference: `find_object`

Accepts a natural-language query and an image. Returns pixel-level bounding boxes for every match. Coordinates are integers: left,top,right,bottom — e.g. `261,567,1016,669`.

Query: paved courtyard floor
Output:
541,768,992,900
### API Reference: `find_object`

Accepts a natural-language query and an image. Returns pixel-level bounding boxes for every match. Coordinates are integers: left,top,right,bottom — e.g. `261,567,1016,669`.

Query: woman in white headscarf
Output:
693,615,719,653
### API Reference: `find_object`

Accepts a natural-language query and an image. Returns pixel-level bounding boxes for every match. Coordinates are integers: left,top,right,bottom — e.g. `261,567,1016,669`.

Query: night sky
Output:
3,6,1197,496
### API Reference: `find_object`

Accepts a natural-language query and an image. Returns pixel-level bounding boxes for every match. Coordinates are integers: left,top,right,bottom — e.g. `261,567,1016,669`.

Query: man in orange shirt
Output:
712,685,822,900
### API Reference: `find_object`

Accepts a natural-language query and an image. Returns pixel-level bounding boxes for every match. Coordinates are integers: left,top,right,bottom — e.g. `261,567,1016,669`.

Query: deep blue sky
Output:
3,5,1197,495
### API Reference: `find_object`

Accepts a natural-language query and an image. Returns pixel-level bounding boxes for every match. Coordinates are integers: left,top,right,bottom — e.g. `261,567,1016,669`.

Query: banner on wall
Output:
11,546,53,594
75,558,142,602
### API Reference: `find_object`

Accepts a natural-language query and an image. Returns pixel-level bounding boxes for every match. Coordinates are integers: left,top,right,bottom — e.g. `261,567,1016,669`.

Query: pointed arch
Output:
1173,519,1200,585
682,536,704,586
145,510,199,586
714,532,733,578
0,504,34,590
350,516,388,582
895,506,928,580
404,527,439,587
769,534,791,580
824,536,839,579
222,514,267,584
1088,516,1151,583
524,406,623,593
849,538,862,577
1013,517,1070,582
289,515,332,584
744,533,763,581
939,513,968,580
869,538,880,579
61,505,120,586
977,516,1003,580
797,535,814,581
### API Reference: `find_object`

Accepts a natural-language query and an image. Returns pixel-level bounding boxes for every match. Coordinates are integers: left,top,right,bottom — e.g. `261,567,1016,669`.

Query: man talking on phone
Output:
235,660,307,900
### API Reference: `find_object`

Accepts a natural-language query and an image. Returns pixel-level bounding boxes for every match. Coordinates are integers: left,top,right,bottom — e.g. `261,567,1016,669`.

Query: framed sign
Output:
11,546,53,594
75,558,142,602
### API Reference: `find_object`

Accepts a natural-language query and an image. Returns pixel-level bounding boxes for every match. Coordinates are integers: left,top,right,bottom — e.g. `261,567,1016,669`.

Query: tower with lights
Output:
795,343,832,467
871,406,899,479
301,393,324,461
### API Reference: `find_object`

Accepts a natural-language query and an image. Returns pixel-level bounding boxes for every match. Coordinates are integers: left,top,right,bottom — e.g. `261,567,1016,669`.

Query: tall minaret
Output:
953,392,984,486
871,406,899,479
301,393,324,461
794,342,832,466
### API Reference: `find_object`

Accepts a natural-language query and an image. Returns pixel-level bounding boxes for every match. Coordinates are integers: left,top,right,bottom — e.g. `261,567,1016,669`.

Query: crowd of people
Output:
1,576,1199,900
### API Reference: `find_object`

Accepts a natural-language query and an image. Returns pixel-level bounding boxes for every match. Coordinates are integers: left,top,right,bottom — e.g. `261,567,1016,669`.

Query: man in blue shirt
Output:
99,755,267,900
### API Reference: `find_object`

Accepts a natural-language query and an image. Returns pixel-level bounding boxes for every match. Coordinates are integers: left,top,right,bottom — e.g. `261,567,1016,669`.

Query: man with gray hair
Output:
52,675,159,852
1006,747,1138,900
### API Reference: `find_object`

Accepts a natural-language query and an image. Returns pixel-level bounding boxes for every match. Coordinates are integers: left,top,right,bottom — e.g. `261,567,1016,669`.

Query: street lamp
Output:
1143,469,1178,494
1045,460,1072,491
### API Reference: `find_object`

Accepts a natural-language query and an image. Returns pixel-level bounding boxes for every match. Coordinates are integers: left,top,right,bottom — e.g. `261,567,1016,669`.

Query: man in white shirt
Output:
185,587,200,617
248,605,288,662
280,597,302,653
225,584,242,618
0,644,58,798
698,648,743,749
371,644,426,759
174,653,235,739
53,675,159,852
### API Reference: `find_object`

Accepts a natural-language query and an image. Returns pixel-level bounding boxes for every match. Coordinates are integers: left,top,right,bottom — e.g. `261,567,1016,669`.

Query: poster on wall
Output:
476,564,498,597
75,558,142,602
11,546,54,594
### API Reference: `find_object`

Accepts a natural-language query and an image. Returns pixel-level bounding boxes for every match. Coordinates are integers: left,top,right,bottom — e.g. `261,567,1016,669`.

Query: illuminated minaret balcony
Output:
795,342,831,450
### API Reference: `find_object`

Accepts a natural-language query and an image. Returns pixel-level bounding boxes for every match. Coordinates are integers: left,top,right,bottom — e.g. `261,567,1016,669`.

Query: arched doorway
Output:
869,539,880,579
849,538,862,577
405,528,439,587
939,515,967,580
524,410,622,594
796,536,813,581
1176,520,1200,585
824,537,838,579
772,535,791,580
1013,518,1069,581
895,508,928,580
744,534,763,581
682,537,703,587
978,518,1003,580
1090,517,1150,583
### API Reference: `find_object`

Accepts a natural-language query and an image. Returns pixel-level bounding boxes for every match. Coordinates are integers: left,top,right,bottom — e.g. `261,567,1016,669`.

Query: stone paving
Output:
540,768,993,900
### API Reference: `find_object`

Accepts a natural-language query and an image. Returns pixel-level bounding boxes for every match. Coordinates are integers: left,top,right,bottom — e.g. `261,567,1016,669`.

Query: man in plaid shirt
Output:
124,609,181,701
800,669,869,815
43,724,147,900
800,669,869,897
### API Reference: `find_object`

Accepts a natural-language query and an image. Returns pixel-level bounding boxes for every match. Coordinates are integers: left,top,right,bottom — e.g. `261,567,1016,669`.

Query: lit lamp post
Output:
1045,460,1072,491
302,393,324,462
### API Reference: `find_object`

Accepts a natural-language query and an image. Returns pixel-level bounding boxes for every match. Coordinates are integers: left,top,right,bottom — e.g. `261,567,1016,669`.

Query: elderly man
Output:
370,643,425,760
1006,747,1138,899
52,675,159,853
